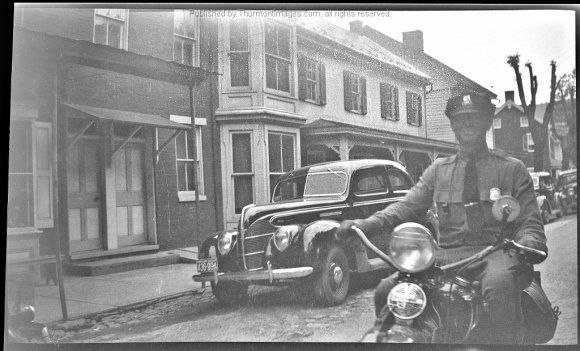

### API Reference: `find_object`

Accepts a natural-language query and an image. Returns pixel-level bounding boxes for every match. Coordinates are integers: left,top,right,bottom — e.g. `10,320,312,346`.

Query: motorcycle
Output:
4,303,50,343
356,195,560,344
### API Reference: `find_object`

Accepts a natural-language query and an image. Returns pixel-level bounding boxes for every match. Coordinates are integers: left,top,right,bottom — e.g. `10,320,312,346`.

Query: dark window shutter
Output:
319,62,326,105
380,83,386,119
360,76,367,115
418,95,423,126
343,71,352,112
406,91,412,124
298,55,307,101
394,88,400,120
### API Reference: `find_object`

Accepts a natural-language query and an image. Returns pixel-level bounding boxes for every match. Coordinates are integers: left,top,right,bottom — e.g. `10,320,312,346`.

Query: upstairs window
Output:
493,117,501,129
520,116,529,127
380,83,399,120
298,55,326,105
406,91,422,126
94,9,128,49
343,71,367,114
265,22,292,93
229,19,250,87
173,10,199,66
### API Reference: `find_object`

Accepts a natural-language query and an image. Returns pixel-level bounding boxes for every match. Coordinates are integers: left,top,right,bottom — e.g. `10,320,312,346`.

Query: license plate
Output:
197,258,218,273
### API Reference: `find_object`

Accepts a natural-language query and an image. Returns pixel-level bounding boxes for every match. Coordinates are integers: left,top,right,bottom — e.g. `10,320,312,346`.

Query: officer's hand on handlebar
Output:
513,238,548,265
335,220,356,241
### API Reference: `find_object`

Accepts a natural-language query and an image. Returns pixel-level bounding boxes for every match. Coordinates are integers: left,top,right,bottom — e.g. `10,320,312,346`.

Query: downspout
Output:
189,84,201,238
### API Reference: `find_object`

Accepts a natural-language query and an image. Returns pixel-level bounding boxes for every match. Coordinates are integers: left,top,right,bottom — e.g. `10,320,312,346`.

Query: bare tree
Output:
552,68,576,170
506,54,558,171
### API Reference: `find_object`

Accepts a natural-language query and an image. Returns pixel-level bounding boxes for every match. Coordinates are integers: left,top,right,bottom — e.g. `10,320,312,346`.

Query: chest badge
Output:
490,188,501,201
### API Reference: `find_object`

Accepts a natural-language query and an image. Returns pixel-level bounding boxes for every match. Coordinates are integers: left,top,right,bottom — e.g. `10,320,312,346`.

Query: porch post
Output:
339,137,350,161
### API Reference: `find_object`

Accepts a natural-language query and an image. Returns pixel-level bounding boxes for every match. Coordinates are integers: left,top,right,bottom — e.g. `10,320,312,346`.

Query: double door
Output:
67,138,147,253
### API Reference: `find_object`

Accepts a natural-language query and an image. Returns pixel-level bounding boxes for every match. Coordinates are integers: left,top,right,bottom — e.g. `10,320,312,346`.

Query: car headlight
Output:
568,187,575,196
387,282,427,320
217,232,235,255
273,225,301,252
388,223,436,273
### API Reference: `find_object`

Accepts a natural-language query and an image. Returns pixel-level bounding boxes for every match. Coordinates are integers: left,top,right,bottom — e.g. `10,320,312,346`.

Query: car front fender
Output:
302,220,341,254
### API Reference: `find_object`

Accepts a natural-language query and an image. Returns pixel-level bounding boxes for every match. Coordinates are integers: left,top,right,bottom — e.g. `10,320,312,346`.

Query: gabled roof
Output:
360,25,496,98
494,100,524,115
295,19,430,82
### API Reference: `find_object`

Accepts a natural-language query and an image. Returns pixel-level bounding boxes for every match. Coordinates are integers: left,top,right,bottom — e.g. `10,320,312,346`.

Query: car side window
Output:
353,167,388,196
388,167,413,191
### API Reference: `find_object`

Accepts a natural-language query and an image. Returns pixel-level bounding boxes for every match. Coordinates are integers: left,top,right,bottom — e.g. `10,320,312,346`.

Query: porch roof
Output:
63,103,190,130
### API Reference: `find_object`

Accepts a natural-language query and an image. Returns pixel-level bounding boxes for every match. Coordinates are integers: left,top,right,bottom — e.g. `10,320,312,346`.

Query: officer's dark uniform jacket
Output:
354,147,548,261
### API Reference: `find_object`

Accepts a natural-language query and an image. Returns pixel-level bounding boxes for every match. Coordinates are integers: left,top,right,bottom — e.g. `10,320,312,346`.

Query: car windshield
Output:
560,173,577,186
272,170,348,202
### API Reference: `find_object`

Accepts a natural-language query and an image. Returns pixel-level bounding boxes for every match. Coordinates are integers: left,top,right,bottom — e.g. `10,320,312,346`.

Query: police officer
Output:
336,92,547,344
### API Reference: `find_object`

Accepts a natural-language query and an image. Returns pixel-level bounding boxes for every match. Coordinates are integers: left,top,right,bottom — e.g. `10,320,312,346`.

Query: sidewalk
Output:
29,247,203,324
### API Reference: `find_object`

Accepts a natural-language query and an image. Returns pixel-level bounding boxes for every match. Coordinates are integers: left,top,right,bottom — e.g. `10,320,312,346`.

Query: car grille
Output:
243,218,276,270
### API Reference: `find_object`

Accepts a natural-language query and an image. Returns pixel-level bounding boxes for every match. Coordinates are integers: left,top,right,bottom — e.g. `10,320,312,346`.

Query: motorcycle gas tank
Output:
428,278,481,343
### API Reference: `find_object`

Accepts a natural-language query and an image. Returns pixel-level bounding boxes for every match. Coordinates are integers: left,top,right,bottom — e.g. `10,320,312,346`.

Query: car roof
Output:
280,159,406,178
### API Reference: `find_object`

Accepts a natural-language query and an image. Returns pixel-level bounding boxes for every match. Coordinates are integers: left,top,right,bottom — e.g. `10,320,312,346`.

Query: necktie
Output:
463,157,479,203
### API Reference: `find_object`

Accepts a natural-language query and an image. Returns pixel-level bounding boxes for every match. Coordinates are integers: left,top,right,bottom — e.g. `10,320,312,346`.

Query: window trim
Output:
380,82,399,120
172,9,200,67
264,21,294,96
344,71,367,114
523,132,534,152
93,9,129,50
170,115,206,202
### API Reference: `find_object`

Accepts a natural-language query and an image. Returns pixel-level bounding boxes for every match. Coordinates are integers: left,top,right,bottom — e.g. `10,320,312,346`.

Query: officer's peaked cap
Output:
445,92,495,119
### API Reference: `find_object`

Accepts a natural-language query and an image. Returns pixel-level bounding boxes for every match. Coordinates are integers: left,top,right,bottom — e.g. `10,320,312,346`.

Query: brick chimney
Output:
402,30,424,52
505,91,515,102
349,20,363,34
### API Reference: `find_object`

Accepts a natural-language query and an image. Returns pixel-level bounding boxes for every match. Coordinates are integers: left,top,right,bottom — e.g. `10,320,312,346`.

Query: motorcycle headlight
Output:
387,282,427,320
388,223,436,273
273,225,300,252
217,232,235,255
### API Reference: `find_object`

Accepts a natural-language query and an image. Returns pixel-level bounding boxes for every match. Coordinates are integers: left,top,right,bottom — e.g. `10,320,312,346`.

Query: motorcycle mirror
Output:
491,195,520,223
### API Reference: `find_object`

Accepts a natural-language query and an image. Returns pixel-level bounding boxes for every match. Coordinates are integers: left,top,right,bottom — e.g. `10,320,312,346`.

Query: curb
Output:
47,288,206,327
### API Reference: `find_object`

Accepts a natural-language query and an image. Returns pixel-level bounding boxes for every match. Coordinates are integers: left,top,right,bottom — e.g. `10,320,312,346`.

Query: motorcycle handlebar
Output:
506,240,547,258
351,226,397,268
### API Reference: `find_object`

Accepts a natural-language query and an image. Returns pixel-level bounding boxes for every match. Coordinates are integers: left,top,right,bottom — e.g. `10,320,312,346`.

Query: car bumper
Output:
193,266,314,283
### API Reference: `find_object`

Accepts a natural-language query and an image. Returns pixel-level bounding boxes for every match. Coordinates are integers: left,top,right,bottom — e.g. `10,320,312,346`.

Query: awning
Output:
63,102,189,130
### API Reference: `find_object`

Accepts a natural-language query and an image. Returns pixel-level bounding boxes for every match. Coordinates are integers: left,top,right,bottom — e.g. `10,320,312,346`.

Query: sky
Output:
322,8,576,106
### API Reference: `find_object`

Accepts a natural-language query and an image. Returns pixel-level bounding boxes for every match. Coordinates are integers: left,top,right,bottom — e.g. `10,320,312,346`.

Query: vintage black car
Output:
557,169,577,215
193,159,439,306
530,171,562,224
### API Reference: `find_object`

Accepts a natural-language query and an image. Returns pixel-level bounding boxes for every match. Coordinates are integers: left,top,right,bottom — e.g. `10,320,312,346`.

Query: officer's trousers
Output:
374,249,534,345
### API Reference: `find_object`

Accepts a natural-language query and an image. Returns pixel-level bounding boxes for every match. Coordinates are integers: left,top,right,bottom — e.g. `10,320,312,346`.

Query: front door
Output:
114,143,147,247
67,139,103,252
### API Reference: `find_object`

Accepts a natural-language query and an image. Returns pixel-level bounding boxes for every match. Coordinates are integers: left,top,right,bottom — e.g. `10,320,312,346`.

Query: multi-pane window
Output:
523,133,534,152
493,117,501,129
229,19,250,87
232,133,254,214
265,22,292,93
298,56,326,104
94,9,128,49
172,116,205,200
520,116,529,127
343,71,367,114
268,133,295,197
380,83,399,120
8,121,53,229
406,91,423,126
173,10,199,66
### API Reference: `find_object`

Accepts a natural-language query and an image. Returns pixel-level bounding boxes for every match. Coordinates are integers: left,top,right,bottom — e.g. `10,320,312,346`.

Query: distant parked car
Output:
194,159,439,306
530,171,562,224
557,169,577,216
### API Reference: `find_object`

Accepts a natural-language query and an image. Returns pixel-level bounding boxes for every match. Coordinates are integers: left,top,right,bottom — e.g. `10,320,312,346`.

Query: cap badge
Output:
462,95,472,106
490,188,501,201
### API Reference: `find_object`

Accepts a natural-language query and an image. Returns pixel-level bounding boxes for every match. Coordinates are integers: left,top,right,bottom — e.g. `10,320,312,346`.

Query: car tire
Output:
211,281,249,306
541,207,550,225
314,245,350,306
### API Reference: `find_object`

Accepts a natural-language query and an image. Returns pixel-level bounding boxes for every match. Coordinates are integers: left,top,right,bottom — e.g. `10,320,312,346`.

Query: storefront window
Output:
8,121,34,228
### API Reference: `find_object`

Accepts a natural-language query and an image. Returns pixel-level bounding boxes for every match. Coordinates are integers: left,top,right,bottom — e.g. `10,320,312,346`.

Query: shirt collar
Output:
458,146,491,161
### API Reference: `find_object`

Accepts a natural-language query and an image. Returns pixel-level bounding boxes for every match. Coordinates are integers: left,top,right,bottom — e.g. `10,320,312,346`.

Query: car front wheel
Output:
314,245,350,306
211,281,249,306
